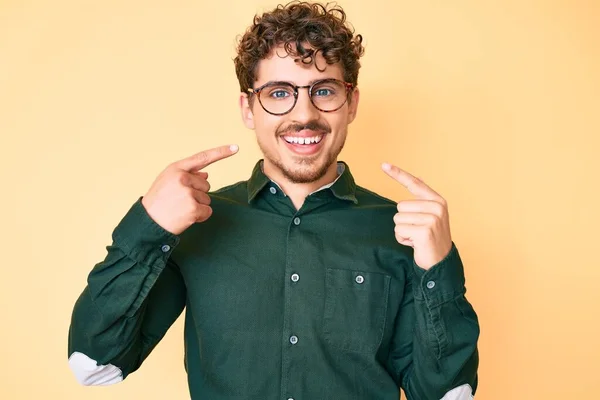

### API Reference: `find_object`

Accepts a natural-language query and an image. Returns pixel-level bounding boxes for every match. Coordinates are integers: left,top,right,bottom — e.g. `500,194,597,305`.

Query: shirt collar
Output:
247,160,358,204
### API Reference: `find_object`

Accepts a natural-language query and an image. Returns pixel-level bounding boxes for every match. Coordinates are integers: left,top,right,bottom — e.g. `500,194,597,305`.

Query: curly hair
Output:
234,1,365,96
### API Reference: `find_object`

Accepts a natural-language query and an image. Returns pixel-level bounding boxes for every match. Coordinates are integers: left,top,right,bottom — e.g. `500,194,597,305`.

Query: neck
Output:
263,160,339,210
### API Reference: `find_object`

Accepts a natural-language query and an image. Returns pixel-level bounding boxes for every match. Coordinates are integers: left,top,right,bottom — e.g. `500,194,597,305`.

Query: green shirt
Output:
68,160,479,399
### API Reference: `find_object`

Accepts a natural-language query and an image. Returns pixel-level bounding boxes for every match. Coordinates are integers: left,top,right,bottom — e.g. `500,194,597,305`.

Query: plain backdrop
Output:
1,1,599,399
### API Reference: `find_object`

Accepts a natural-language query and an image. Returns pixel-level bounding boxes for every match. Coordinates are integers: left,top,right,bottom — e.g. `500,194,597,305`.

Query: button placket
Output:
282,213,306,398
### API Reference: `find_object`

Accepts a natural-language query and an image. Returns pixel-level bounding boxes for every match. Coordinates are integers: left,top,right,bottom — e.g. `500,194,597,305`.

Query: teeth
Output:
283,135,323,145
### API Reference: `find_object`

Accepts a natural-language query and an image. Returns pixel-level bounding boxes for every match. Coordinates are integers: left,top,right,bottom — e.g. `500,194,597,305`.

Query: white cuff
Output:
68,352,123,386
441,384,474,400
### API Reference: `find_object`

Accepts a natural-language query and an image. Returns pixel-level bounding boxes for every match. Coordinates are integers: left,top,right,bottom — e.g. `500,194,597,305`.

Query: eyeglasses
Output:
247,78,355,116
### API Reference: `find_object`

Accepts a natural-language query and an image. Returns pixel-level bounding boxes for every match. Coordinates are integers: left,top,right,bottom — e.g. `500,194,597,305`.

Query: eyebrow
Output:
260,78,338,86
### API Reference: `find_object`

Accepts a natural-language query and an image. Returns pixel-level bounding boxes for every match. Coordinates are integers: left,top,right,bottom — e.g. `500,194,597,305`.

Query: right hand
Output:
141,144,239,235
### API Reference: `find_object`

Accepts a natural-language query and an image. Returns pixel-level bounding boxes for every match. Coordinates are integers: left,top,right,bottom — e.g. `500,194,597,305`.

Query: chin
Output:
279,157,332,184
283,169,325,184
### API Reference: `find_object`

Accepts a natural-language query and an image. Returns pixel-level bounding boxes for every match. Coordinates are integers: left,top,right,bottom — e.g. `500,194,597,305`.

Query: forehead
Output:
254,43,344,86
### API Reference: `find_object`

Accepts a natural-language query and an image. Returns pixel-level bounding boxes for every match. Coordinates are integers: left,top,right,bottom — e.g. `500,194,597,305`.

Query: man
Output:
68,2,479,399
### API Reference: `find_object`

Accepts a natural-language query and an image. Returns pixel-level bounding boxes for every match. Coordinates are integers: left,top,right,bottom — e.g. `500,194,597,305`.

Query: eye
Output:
267,87,293,99
312,81,343,97
314,88,333,97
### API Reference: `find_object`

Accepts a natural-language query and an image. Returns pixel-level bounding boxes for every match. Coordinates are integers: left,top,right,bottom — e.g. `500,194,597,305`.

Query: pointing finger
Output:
381,163,441,201
176,144,239,172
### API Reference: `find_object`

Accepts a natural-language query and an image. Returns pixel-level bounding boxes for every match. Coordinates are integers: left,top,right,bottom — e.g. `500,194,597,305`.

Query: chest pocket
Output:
323,268,391,354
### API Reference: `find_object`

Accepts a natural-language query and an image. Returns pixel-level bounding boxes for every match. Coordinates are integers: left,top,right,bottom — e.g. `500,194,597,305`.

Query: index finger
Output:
176,144,239,172
381,162,441,201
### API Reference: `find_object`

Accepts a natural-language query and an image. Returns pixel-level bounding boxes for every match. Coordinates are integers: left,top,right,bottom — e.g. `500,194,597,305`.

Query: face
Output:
240,44,360,184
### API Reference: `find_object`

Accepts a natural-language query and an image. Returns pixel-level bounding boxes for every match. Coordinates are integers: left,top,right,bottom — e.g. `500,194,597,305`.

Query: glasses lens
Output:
258,83,296,115
311,80,348,111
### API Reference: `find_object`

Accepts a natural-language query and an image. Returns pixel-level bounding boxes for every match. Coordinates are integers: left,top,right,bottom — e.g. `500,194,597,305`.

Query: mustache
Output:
276,120,331,136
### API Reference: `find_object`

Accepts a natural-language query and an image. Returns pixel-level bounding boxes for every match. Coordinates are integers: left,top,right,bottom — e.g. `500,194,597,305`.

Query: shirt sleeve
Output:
388,243,480,399
67,198,186,385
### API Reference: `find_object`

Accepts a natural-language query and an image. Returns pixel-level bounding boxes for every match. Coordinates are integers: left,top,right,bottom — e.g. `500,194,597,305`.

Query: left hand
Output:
382,163,453,270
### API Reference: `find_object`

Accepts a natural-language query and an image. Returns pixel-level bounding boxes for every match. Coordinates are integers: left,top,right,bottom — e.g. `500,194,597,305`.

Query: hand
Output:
141,144,239,235
382,163,452,270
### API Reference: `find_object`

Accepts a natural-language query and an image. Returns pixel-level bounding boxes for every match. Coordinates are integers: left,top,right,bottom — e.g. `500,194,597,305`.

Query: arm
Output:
67,198,186,385
388,243,479,399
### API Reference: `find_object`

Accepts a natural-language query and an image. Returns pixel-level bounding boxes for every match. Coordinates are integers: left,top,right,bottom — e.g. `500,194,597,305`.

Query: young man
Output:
68,2,479,399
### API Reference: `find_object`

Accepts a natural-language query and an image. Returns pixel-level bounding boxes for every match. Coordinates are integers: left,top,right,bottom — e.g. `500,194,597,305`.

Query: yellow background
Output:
1,1,599,399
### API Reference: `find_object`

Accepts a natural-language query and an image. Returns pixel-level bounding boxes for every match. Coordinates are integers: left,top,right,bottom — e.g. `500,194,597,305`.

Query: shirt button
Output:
269,187,277,194
289,335,298,345
291,273,300,282
426,280,436,289
287,398,294,400
161,244,171,253
355,275,364,284
293,217,301,225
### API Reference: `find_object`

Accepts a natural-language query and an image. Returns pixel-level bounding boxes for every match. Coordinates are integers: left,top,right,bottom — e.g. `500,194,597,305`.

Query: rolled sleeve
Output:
395,242,479,399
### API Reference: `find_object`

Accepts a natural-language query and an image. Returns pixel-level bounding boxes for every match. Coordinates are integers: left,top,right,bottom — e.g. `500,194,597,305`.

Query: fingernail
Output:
382,163,391,171
230,144,239,152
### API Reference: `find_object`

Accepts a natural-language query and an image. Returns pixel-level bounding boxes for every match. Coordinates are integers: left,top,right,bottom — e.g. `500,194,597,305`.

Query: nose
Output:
288,87,320,123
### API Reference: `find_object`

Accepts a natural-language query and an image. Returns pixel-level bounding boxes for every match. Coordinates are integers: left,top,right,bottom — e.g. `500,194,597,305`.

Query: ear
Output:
347,87,360,124
240,92,255,130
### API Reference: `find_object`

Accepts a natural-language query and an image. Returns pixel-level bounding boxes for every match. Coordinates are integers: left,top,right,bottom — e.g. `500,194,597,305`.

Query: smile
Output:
282,135,324,145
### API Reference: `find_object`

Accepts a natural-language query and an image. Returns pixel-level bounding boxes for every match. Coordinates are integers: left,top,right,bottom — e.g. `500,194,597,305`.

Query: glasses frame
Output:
247,78,355,116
